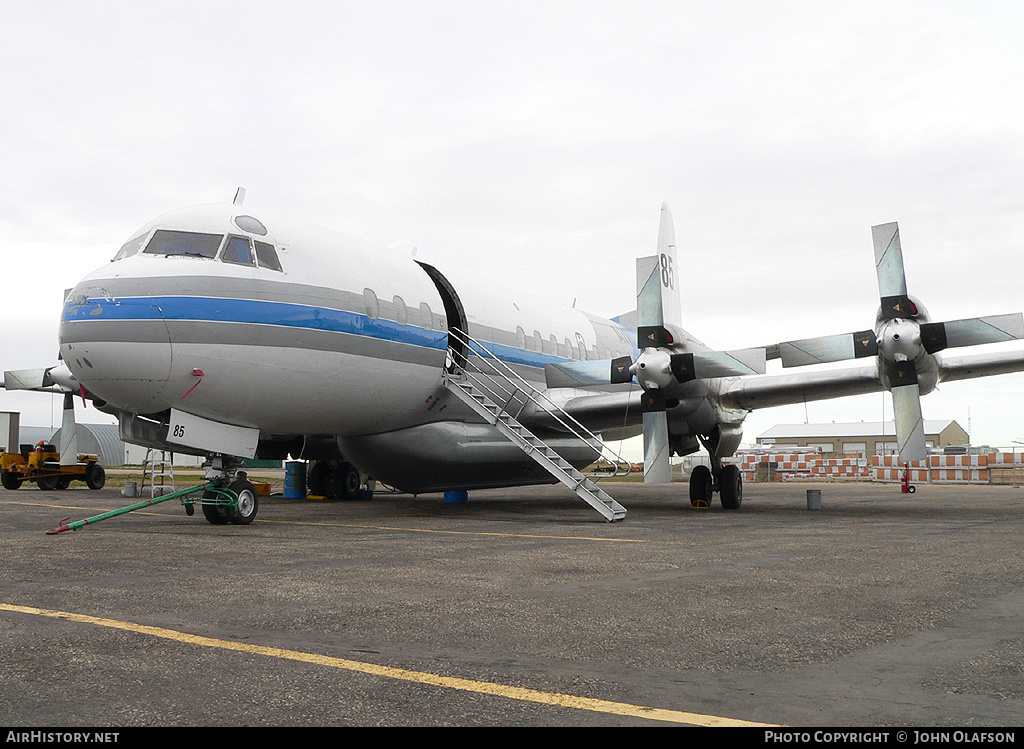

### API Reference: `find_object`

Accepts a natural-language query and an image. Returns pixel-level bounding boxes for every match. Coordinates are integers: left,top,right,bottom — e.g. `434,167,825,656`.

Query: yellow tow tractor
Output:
0,443,106,491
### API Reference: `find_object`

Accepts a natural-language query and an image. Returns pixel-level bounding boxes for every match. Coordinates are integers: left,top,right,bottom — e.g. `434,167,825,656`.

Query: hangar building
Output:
756,420,969,457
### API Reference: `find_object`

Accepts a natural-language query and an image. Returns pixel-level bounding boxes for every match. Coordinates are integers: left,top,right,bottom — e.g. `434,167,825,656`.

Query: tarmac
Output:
2,478,1024,728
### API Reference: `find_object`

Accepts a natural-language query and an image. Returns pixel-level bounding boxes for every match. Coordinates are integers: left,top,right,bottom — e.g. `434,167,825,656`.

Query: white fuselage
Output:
59,203,638,442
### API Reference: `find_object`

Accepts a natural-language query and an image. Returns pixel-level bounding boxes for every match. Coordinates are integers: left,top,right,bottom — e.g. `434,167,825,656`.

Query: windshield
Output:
143,230,223,258
112,233,149,261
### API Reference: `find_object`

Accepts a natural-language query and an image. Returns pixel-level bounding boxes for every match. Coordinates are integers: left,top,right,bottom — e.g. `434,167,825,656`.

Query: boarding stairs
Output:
442,328,629,522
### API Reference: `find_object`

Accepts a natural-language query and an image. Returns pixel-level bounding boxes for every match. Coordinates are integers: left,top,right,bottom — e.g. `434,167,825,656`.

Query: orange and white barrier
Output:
725,449,1024,484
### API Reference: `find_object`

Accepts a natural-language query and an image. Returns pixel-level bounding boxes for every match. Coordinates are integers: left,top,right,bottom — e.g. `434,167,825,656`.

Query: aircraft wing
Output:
534,348,1024,433
519,388,644,434
935,349,1024,384
719,364,882,411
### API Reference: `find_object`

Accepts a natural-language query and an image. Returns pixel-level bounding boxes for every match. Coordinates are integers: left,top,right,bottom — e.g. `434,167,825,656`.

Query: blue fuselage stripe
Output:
62,296,568,370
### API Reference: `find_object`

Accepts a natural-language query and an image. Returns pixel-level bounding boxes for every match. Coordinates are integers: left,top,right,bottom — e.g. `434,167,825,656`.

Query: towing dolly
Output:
45,477,257,534
1,444,105,491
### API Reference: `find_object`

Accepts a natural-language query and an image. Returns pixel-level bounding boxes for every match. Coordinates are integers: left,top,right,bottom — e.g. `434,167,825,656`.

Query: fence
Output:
723,449,1024,486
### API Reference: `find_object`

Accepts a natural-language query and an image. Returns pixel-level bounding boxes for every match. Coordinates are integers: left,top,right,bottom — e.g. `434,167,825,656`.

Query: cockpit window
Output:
254,241,283,271
143,230,222,258
221,235,255,266
112,233,149,261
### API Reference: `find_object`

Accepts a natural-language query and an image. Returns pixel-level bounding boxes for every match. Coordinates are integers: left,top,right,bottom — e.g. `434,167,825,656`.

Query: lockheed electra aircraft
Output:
5,191,1024,524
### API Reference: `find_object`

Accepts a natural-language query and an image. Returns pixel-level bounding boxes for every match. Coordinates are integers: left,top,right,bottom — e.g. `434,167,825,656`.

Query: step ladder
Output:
443,329,629,522
140,449,175,498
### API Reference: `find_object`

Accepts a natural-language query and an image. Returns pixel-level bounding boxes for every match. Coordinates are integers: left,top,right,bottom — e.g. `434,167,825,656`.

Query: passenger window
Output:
144,229,222,258
393,296,408,325
222,236,255,266
516,326,527,349
548,335,558,355
254,241,283,271
564,338,574,359
364,289,379,319
112,233,148,262
420,302,433,331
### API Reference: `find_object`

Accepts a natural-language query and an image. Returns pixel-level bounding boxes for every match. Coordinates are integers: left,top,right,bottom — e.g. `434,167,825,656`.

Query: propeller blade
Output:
637,325,671,349
777,331,878,367
642,410,672,484
547,346,767,388
691,348,767,377
884,359,919,387
669,353,695,382
610,356,633,384
636,256,665,329
884,355,927,462
891,383,927,463
920,313,1024,354
59,393,80,466
872,222,908,299
639,389,667,412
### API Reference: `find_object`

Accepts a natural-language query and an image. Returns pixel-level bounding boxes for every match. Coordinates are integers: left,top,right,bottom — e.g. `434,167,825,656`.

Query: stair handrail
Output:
446,328,632,477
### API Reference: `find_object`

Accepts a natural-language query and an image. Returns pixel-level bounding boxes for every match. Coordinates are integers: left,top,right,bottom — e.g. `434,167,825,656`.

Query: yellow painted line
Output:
1,603,775,727
259,518,647,543
0,499,104,512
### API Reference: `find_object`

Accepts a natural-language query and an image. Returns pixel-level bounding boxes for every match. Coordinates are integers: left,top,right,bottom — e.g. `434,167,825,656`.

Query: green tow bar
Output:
46,482,237,535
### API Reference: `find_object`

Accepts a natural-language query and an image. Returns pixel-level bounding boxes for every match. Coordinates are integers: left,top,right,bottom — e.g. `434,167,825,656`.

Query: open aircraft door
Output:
416,262,469,373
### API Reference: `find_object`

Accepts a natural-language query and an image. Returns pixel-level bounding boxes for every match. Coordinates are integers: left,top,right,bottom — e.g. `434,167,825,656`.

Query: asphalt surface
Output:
2,479,1024,728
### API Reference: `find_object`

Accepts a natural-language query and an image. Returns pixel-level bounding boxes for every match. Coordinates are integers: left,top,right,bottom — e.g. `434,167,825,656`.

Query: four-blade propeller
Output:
776,222,1024,463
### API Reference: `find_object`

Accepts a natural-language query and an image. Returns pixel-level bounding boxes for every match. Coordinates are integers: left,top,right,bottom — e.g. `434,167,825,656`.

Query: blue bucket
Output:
284,461,306,499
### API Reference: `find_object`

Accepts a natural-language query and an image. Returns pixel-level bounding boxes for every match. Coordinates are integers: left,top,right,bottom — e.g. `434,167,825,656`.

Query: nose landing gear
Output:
201,456,259,525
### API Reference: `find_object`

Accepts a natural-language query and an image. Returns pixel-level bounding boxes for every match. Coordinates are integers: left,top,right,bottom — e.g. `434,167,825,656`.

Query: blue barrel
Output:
284,461,306,499
443,490,468,504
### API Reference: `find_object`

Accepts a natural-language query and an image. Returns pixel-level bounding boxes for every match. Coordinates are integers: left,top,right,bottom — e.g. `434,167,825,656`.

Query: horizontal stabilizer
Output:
3,364,80,393
3,368,53,391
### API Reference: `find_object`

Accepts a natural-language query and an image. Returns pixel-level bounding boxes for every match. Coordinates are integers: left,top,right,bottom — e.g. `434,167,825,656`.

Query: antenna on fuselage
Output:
233,187,246,206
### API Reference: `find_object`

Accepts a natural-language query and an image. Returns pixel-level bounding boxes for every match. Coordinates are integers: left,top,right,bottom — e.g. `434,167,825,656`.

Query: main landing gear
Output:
307,459,365,501
688,462,742,510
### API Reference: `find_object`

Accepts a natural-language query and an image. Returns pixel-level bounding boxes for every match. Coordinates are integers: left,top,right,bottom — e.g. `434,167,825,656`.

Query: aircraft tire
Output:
689,465,713,508
229,479,259,525
85,463,106,490
719,464,743,510
308,461,328,497
338,462,362,501
1,472,22,490
202,490,232,525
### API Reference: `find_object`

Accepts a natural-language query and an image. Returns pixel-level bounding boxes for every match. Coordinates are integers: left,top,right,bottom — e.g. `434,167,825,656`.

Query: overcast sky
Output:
2,2,1022,449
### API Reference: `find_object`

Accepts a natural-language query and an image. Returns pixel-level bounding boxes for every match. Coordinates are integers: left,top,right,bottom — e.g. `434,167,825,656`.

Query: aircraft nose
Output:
59,291,174,410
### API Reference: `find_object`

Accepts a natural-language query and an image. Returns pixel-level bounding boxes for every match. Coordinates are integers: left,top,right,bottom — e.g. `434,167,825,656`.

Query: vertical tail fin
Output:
636,203,681,329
